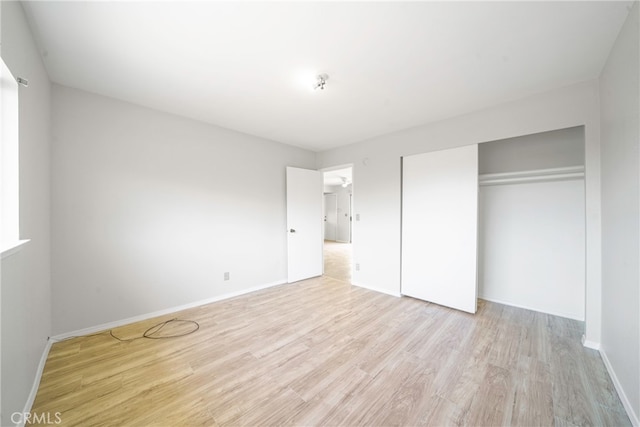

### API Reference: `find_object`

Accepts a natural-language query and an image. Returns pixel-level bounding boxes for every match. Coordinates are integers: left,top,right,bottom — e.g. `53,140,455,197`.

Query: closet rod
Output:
479,166,585,186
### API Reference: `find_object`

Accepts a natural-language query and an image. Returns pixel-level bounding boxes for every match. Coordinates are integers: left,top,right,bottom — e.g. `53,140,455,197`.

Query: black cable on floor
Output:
54,318,200,343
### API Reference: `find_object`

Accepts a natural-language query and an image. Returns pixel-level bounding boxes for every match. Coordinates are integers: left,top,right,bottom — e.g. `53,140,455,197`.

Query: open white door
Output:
401,145,478,313
287,166,323,283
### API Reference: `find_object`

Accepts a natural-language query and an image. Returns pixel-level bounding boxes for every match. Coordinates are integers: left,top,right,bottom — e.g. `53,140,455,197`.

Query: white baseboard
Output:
352,281,401,297
23,280,286,425
581,334,601,350
50,280,286,342
19,339,54,427
582,340,601,350
599,348,639,426
478,294,584,321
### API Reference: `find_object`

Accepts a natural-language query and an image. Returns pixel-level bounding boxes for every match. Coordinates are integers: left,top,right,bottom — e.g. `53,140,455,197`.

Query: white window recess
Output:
1,57,29,258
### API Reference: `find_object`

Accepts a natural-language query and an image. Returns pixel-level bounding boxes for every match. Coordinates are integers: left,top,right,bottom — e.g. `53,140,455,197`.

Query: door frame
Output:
320,164,354,277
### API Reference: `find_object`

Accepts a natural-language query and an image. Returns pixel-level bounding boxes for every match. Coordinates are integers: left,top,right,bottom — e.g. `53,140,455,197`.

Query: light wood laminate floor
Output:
323,241,352,283
32,276,630,426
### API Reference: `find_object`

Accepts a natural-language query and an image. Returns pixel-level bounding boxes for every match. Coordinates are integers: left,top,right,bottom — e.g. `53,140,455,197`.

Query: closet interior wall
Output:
478,126,586,320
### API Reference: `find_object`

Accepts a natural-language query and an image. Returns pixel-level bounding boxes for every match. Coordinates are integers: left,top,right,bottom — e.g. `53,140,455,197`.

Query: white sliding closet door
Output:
402,145,478,313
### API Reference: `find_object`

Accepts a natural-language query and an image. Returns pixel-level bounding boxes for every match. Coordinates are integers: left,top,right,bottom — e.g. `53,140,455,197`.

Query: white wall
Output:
599,1,640,424
317,80,602,341
0,1,52,423
51,85,315,334
0,1,2,415
479,180,585,320
478,126,584,174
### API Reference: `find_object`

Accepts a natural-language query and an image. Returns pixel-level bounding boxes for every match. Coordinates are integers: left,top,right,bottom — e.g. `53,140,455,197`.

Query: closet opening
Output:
478,125,586,321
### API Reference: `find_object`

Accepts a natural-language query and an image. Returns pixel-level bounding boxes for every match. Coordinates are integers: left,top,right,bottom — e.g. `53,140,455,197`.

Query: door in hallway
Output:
324,193,337,241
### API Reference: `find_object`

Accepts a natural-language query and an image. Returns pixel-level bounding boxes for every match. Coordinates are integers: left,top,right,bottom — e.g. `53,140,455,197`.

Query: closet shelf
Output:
479,165,585,186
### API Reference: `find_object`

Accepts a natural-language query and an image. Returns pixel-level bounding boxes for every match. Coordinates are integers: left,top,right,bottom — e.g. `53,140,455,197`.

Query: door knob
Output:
290,229,296,233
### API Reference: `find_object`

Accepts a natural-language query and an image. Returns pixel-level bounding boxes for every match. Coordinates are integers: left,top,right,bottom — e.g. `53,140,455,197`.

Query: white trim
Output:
51,280,286,341
319,163,354,174
478,295,584,321
581,336,601,350
353,281,401,297
600,348,640,427
19,339,54,427
479,166,585,186
1,239,30,259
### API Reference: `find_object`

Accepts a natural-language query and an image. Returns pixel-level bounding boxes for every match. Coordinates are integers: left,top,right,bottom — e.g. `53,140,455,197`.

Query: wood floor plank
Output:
367,358,438,426
416,395,464,426
465,364,514,426
282,399,334,426
549,330,603,426
29,249,630,427
582,346,630,413
511,376,555,427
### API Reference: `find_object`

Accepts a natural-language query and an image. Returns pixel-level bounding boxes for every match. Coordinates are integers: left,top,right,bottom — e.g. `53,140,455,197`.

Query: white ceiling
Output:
23,1,632,152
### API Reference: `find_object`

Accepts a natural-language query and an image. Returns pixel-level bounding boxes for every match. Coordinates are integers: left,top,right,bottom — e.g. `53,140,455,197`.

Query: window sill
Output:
1,239,30,259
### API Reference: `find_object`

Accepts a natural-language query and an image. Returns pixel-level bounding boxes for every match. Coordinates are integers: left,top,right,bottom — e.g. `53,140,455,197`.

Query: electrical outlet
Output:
356,213,361,221
224,272,230,281
355,263,360,271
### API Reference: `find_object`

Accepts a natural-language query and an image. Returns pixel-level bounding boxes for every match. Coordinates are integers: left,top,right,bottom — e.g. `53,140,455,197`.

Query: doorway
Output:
322,166,353,283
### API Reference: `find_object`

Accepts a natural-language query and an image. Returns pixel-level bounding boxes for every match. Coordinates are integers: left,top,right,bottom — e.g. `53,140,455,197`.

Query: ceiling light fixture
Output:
341,177,350,188
314,73,329,91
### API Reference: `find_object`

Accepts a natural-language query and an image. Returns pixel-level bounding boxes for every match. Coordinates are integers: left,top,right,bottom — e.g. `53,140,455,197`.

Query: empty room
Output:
1,1,639,426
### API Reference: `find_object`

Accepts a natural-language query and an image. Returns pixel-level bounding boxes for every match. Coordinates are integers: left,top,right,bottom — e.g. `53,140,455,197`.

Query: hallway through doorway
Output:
323,241,352,283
